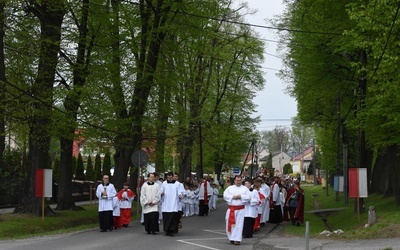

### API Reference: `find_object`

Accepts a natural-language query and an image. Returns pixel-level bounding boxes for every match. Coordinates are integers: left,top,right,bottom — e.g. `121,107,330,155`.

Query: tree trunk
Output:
370,145,400,205
154,82,171,173
15,0,65,215
111,0,172,188
56,138,75,210
56,0,91,210
0,0,6,159
177,124,195,180
113,145,133,190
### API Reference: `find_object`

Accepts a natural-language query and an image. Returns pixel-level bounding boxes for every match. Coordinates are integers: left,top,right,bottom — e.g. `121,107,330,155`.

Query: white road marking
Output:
176,230,228,249
176,239,221,250
203,229,226,235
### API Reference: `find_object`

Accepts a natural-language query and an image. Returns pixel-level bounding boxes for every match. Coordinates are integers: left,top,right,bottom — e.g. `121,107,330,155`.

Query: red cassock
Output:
117,189,136,226
284,187,305,224
253,192,265,231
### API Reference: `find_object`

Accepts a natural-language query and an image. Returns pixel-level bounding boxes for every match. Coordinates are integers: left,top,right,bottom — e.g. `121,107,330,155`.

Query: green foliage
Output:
283,163,293,175
266,153,273,169
75,153,85,180
0,203,141,240
85,155,93,181
285,185,400,240
94,153,102,181
102,152,111,177
260,127,291,153
52,157,60,184
0,150,24,178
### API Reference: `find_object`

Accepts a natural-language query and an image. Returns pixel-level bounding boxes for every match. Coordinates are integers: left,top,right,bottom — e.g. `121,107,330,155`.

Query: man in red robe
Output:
284,180,305,226
117,183,136,227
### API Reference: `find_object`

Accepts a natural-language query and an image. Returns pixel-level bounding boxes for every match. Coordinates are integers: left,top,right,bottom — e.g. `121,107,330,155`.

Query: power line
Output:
173,9,343,36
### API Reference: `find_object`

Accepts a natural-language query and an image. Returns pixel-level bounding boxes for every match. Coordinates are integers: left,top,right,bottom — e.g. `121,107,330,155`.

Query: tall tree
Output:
75,153,85,180
56,0,94,210
16,0,66,215
0,0,6,160
85,155,94,181
94,153,102,181
104,0,179,189
103,152,111,177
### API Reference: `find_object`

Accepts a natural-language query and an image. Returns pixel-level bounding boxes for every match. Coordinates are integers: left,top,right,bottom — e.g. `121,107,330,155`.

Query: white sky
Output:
240,0,298,131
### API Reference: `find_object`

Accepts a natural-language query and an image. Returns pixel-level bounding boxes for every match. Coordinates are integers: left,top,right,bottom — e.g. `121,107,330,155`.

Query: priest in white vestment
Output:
96,175,117,232
159,172,182,237
223,175,251,245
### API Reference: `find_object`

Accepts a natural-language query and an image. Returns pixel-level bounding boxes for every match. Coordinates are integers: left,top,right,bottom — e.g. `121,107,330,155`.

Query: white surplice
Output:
223,185,251,242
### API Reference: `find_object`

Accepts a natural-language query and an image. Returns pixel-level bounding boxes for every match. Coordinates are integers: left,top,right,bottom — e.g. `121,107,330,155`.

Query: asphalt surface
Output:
1,200,400,250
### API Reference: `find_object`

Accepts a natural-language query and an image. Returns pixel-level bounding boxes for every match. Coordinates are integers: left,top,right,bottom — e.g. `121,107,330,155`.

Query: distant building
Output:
271,151,291,174
290,146,313,174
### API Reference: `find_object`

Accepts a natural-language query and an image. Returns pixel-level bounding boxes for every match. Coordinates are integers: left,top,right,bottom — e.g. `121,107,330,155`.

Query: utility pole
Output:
336,91,341,202
312,139,317,186
355,49,367,213
251,139,255,178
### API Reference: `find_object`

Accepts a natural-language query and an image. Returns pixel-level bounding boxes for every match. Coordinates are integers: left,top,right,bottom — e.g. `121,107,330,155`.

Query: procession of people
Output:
96,171,305,246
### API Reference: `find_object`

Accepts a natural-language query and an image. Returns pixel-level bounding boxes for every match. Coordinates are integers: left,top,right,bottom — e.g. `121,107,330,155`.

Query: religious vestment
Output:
140,181,160,234
211,186,219,210
269,182,283,223
254,188,266,231
112,196,122,229
117,187,135,226
242,188,259,238
199,180,212,216
285,185,305,225
160,179,182,236
223,184,251,243
96,182,117,232
260,183,270,223
174,181,185,233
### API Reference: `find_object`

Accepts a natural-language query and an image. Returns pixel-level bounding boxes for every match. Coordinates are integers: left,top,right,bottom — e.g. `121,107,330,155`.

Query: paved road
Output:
1,201,400,250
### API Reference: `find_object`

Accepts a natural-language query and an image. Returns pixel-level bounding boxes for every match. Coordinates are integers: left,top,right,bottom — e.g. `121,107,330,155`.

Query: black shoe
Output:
147,231,151,234
100,229,106,232
296,221,301,226
151,231,156,235
230,241,234,244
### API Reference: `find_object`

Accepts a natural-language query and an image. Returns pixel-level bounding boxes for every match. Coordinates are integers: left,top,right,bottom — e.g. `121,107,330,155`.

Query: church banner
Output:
35,169,53,198
348,168,368,198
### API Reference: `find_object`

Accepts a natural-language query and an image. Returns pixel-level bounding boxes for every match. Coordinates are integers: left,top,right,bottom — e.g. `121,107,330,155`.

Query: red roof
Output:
292,146,313,161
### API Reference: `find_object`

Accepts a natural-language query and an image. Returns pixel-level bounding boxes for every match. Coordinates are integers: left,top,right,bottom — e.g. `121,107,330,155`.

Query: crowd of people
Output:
95,172,305,246
223,174,305,246
95,172,220,236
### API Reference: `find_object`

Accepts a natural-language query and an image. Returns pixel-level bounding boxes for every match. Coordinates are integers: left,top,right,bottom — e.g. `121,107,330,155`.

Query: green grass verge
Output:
284,185,400,239
1,188,399,240
0,202,142,240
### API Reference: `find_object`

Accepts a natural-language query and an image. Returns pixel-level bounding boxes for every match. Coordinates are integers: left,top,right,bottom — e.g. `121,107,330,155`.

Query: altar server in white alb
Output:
259,176,270,225
223,175,251,246
96,175,117,232
160,172,183,237
242,180,259,238
211,183,219,210
140,173,160,235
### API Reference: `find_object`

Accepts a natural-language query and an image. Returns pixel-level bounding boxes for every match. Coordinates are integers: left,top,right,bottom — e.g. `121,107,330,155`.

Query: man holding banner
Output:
96,175,116,232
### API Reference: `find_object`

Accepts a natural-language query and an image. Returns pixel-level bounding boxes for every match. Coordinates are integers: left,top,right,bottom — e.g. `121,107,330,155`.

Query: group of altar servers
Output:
223,174,305,246
96,172,304,245
96,172,219,236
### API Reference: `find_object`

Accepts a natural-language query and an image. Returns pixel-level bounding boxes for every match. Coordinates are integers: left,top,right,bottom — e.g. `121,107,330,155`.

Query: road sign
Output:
131,149,148,167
